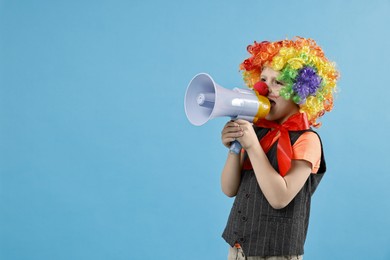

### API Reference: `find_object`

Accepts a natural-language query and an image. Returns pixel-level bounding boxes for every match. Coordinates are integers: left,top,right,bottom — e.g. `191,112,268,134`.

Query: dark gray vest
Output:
222,127,326,257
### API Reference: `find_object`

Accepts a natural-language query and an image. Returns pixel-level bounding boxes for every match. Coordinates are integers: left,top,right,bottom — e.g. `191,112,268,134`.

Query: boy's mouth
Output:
268,98,276,107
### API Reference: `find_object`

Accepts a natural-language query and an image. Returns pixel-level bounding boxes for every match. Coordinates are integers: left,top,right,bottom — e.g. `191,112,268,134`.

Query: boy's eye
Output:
276,80,284,86
261,78,266,82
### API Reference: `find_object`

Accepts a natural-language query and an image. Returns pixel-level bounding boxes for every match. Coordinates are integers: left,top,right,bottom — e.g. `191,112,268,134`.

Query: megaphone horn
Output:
184,73,270,126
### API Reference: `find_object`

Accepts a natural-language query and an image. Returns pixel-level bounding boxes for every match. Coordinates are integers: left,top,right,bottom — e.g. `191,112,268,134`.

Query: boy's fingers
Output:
222,126,242,135
234,119,247,125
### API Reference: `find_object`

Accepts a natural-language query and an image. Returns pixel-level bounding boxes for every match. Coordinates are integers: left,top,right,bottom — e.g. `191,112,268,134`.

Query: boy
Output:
220,37,339,260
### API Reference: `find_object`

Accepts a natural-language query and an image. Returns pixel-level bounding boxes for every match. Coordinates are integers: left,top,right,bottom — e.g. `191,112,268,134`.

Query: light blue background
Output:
1,0,390,259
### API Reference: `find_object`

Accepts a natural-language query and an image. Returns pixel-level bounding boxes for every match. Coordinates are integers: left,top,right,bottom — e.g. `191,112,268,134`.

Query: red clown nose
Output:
253,81,269,96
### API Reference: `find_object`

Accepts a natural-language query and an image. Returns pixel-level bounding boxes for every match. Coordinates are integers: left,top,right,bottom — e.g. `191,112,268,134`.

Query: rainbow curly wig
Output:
240,37,339,127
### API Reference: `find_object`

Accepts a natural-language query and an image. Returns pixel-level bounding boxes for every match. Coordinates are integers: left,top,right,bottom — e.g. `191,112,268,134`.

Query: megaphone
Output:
184,73,270,154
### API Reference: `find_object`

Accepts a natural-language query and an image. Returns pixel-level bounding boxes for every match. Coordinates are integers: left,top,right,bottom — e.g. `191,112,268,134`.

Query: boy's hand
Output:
234,119,258,150
221,121,243,148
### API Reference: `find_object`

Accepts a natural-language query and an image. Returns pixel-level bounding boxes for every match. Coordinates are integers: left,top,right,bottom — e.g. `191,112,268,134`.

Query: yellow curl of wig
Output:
240,37,339,127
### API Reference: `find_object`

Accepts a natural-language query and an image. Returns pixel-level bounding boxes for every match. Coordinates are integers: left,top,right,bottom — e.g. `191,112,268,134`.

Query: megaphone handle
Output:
229,141,242,154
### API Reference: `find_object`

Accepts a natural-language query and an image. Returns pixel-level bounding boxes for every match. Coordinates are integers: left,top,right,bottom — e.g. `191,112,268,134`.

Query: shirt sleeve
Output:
292,131,322,174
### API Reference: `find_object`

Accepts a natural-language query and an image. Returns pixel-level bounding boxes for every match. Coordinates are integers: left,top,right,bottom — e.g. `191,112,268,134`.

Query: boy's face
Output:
260,67,300,124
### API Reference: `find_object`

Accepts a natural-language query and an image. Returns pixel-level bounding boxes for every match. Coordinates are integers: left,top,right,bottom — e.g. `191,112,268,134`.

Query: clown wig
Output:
240,37,339,127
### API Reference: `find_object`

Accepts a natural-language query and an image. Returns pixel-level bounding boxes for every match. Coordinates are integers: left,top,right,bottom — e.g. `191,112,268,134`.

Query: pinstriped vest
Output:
222,127,326,257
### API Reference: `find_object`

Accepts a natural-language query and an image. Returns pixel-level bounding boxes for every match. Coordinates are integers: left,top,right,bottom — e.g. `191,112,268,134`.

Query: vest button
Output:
242,216,247,222
239,237,246,243
245,194,250,198
238,210,242,214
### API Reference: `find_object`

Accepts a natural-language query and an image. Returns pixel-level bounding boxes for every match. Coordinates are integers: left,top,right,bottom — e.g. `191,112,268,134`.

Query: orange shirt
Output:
265,131,321,173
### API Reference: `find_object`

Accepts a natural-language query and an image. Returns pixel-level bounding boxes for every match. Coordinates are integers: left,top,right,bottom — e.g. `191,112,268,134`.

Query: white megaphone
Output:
184,73,270,154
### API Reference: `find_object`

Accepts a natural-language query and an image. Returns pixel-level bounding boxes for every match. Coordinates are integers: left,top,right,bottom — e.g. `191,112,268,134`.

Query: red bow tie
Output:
245,112,310,176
